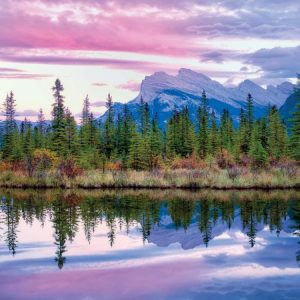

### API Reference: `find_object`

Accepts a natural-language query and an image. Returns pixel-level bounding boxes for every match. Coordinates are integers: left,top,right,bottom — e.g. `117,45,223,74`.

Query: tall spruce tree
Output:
208,111,220,156
65,108,78,155
103,93,115,158
2,91,17,159
198,90,209,158
35,108,47,148
267,106,288,160
220,109,234,153
51,79,66,154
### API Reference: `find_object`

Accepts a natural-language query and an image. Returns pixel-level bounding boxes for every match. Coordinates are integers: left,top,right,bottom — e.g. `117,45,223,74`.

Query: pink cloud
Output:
0,4,198,57
0,258,205,300
92,82,108,87
117,80,140,92
90,101,106,107
0,73,52,79
0,53,179,73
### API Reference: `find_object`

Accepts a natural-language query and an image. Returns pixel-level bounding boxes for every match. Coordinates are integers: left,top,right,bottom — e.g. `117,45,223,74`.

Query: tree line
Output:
1,77,300,171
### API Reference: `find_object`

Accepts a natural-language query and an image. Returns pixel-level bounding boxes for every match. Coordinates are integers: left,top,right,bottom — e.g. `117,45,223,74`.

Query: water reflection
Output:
0,189,300,270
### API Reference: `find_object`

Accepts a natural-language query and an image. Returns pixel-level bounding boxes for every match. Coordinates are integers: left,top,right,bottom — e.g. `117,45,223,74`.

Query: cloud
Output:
16,109,39,117
116,81,140,92
1,0,298,61
0,53,179,73
244,45,300,78
0,73,52,79
0,67,24,72
0,65,51,79
92,83,107,87
90,101,106,107
0,109,39,117
240,66,248,72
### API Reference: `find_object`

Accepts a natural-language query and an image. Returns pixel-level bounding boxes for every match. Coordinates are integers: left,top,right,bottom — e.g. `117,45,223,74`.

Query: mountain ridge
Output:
100,69,295,127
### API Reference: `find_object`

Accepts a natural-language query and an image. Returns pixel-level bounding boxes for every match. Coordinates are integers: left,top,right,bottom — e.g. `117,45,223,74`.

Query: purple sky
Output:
0,0,299,119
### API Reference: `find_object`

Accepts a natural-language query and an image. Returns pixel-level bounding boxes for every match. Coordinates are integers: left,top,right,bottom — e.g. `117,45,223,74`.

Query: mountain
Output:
100,69,294,128
147,208,295,250
279,92,300,127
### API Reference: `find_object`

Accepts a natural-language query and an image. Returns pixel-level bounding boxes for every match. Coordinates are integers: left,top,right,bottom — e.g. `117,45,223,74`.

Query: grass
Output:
0,166,299,189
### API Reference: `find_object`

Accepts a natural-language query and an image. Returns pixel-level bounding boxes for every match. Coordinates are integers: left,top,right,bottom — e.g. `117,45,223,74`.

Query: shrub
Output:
227,166,242,181
0,161,13,172
58,157,84,179
171,154,206,170
278,159,298,178
105,161,122,171
33,149,58,179
217,150,234,169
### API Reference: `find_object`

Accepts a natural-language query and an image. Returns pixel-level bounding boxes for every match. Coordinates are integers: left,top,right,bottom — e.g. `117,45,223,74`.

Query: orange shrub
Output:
105,161,123,171
217,149,235,169
58,157,84,179
0,161,13,172
171,155,207,170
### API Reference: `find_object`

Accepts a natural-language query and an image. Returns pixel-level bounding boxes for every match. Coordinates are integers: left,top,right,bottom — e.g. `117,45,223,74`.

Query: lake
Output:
0,189,300,300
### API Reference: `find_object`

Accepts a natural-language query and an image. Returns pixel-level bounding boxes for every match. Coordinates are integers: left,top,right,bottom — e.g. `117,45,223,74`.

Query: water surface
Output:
1,189,300,300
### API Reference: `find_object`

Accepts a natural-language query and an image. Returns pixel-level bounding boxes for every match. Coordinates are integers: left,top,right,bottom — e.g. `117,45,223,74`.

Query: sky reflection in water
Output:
0,189,300,300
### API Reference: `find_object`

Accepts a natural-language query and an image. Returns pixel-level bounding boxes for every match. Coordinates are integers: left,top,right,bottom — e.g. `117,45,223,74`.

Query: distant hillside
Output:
279,92,300,127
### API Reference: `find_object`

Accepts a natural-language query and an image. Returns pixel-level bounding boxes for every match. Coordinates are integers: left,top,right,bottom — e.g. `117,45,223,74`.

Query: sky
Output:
0,0,299,120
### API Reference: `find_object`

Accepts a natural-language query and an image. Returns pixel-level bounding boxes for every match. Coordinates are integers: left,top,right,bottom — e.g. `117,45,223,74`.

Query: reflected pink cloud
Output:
0,259,205,300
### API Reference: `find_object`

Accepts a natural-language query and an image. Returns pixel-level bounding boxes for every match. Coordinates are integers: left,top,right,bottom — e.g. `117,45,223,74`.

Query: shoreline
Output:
0,183,299,190
0,168,299,190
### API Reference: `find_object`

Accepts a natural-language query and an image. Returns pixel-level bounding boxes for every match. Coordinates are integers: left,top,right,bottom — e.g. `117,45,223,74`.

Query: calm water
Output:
0,189,300,300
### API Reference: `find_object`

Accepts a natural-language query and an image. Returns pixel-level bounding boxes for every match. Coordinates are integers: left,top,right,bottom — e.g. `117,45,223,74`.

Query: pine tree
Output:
235,108,248,156
51,79,66,154
35,108,47,148
246,93,254,130
128,128,147,170
220,109,234,153
208,111,220,156
103,94,115,159
140,96,150,136
22,118,35,175
65,108,78,155
2,91,17,159
81,95,90,126
198,90,209,158
249,123,268,167
149,114,163,169
267,106,288,160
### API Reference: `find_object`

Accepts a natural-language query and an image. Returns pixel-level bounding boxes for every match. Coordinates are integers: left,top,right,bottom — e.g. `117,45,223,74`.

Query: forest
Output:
0,77,300,188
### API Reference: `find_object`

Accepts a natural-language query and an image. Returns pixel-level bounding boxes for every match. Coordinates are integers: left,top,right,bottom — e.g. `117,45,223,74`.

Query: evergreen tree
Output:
140,96,150,136
128,128,148,170
220,109,234,153
208,111,220,156
246,93,254,130
249,123,268,167
103,94,115,159
149,114,163,169
65,108,78,155
35,109,47,148
2,91,17,159
198,90,209,158
81,95,90,126
51,79,66,154
267,106,288,160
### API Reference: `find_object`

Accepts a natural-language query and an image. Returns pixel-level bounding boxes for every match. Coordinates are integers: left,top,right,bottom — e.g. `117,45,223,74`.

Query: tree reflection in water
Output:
0,189,299,269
